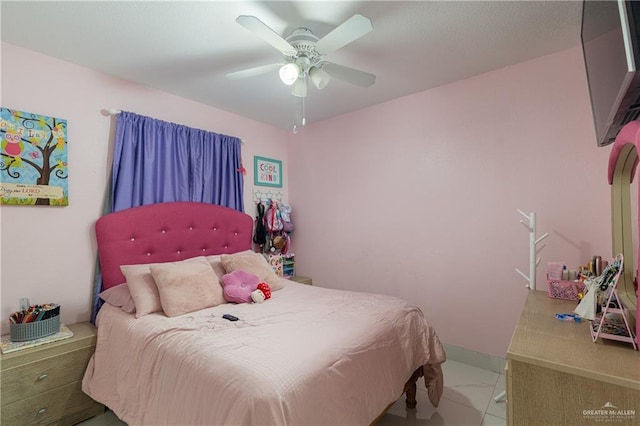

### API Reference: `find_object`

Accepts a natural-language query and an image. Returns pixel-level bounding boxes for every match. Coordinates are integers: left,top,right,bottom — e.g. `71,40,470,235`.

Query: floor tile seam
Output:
485,409,507,421
481,412,507,425
439,391,495,414
442,366,501,385
479,383,499,416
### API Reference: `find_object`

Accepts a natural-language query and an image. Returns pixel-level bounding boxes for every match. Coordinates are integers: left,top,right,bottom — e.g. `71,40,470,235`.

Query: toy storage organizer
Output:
590,254,637,350
266,253,295,278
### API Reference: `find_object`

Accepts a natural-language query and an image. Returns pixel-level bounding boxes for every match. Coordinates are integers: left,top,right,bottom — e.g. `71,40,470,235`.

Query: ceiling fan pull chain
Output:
302,83,306,127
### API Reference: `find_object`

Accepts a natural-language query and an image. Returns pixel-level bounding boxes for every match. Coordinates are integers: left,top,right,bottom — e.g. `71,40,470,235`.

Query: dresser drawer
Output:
1,380,101,425
1,345,94,405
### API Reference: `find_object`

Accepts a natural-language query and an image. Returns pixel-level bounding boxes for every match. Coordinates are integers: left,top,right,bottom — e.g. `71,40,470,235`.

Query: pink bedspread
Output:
83,281,445,425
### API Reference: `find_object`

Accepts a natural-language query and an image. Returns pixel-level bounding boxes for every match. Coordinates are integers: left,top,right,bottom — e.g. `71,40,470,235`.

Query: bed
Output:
82,202,446,425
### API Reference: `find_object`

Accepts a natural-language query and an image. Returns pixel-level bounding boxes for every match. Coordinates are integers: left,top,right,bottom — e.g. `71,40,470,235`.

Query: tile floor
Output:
78,360,506,426
378,360,506,426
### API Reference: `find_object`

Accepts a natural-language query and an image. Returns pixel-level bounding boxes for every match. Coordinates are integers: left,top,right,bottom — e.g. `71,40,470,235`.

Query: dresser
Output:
506,291,639,425
0,322,104,425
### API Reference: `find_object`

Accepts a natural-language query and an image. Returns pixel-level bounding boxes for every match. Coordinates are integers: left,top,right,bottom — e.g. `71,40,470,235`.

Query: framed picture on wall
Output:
0,107,69,206
254,156,282,188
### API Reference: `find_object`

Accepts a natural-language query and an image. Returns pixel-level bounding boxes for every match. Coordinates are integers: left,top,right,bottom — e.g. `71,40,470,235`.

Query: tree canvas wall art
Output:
0,108,68,206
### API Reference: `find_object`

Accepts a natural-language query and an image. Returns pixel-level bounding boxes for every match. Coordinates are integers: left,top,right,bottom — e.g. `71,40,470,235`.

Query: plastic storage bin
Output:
10,315,60,342
547,277,586,301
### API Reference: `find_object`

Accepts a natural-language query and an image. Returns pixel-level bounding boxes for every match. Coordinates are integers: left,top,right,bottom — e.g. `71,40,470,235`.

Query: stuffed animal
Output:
272,235,286,250
251,282,272,303
221,270,260,304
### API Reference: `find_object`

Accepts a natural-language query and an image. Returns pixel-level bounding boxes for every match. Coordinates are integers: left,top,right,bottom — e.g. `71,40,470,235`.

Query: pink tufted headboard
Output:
96,202,253,290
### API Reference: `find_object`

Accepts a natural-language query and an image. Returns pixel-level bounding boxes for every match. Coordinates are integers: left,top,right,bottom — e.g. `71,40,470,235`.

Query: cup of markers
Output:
9,303,60,342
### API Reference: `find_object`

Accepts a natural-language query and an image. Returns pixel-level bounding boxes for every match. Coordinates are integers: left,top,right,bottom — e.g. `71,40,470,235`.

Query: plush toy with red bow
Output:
251,282,272,303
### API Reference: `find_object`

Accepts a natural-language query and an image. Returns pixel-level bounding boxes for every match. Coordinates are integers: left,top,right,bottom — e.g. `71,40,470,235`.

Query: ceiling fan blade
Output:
236,15,297,56
322,62,376,88
315,14,373,55
226,63,282,80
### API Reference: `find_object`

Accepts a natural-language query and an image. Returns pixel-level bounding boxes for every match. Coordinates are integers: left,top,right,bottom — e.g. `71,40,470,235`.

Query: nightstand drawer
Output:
1,345,94,405
1,380,101,425
289,275,312,285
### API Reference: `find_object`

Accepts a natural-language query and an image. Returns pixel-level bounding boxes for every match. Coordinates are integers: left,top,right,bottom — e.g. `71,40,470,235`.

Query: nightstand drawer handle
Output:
37,373,48,381
37,408,47,415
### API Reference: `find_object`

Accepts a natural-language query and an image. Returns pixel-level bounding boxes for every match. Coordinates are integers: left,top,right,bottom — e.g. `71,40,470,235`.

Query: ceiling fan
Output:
226,14,376,99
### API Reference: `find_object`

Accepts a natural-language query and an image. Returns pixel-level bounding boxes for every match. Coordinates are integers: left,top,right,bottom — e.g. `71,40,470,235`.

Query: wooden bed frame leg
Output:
405,381,418,409
403,366,423,409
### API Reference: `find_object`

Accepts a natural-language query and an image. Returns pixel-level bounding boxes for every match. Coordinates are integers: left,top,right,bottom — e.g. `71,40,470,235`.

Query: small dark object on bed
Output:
222,314,239,321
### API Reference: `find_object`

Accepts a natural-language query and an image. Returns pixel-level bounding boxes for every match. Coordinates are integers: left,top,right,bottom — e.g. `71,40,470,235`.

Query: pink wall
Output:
0,43,291,334
0,41,614,358
288,46,612,357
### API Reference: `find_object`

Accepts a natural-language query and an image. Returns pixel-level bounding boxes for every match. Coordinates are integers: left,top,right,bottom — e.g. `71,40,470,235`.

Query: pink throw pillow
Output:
99,283,136,314
221,270,260,303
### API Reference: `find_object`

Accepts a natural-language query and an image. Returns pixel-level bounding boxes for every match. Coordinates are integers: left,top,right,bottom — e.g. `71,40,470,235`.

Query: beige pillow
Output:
205,255,227,281
220,251,283,291
121,263,163,318
150,257,221,317
121,256,225,318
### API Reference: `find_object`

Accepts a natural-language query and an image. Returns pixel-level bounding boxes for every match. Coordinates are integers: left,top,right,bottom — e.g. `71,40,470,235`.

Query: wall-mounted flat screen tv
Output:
582,0,640,147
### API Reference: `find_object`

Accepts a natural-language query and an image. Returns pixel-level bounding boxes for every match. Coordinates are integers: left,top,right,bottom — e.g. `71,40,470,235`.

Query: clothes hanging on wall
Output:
254,200,293,255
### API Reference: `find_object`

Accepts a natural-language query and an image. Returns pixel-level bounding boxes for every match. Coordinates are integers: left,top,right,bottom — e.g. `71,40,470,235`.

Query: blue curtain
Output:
111,111,244,212
91,111,244,321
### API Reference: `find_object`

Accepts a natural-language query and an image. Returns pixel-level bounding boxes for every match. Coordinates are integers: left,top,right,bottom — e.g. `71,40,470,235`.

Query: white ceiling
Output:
1,1,584,130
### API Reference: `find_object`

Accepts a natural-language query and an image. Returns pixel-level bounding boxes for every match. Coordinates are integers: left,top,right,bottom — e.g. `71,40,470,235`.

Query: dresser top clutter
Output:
507,291,639,390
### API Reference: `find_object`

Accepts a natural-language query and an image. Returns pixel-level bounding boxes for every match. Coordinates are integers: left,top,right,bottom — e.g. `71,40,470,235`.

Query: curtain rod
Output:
105,108,245,143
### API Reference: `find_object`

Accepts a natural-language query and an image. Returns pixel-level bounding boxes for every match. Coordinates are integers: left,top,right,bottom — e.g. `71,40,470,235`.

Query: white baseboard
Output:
442,343,507,374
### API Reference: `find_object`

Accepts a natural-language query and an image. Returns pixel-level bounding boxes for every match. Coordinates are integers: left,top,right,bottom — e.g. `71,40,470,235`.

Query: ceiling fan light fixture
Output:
279,63,300,85
309,66,331,90
292,77,308,97
232,13,376,127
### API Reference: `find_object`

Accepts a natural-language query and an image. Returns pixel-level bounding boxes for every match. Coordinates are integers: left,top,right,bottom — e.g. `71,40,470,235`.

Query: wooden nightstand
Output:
0,322,104,425
289,275,312,285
